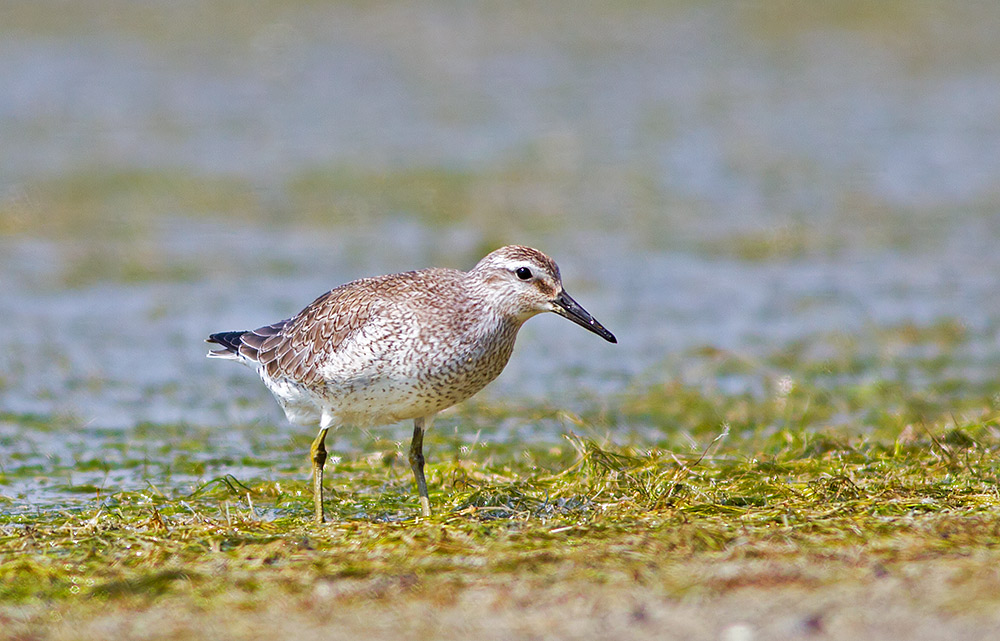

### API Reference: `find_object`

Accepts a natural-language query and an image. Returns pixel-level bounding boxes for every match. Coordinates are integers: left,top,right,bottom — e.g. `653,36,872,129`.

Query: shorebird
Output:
206,245,616,522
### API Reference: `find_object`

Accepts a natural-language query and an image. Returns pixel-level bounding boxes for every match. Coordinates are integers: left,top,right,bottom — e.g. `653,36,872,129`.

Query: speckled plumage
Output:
207,245,616,521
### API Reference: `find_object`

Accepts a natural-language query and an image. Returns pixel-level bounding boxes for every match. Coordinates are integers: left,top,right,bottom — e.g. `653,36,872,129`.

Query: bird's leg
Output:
310,426,330,523
409,417,431,517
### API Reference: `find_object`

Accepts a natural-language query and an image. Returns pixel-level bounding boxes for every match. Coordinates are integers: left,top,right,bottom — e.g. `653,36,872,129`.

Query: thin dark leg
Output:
310,427,330,523
409,417,431,516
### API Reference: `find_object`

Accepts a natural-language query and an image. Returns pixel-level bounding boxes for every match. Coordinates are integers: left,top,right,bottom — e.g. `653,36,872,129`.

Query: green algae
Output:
3,414,999,603
2,319,1000,636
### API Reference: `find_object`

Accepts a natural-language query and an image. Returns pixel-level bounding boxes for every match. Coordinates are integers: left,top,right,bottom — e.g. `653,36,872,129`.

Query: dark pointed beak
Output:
552,290,617,344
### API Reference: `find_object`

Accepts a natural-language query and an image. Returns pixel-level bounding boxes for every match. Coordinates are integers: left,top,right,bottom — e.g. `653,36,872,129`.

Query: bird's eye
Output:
515,267,532,280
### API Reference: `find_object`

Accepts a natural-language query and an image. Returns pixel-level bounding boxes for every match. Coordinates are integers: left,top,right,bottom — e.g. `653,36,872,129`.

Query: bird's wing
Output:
239,287,376,386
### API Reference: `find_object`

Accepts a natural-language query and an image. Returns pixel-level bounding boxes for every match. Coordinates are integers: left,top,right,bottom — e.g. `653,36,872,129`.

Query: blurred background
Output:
2,2,999,505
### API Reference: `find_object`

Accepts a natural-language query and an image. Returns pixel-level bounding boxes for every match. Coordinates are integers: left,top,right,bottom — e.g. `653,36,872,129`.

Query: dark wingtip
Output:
206,330,247,353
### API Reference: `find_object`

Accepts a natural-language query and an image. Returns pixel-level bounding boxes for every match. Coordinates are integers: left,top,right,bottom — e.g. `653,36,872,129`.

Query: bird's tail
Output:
206,330,248,358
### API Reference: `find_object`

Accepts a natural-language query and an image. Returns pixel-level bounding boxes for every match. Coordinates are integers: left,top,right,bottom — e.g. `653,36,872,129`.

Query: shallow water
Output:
2,2,999,511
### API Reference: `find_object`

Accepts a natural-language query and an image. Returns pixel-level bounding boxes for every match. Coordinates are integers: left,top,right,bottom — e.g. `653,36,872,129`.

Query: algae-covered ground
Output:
3,324,1000,640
